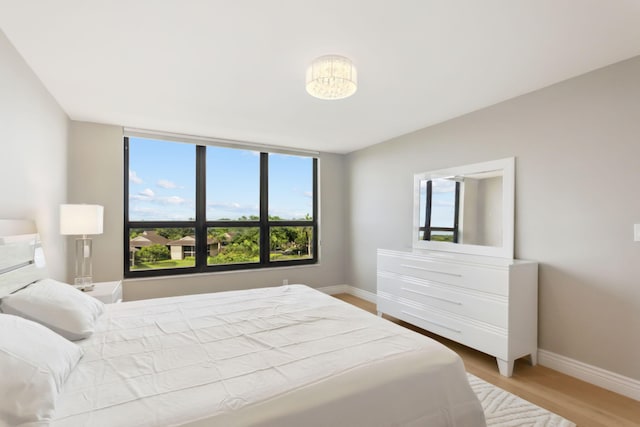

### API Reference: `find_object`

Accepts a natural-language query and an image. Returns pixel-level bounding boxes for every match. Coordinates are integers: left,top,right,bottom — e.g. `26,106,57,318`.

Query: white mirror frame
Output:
412,157,515,259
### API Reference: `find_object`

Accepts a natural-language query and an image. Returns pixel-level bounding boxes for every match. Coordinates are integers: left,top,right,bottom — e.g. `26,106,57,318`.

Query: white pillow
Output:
1,278,105,340
0,313,83,425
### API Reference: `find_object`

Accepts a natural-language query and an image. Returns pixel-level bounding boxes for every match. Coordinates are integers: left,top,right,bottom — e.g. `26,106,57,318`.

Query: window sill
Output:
123,262,322,284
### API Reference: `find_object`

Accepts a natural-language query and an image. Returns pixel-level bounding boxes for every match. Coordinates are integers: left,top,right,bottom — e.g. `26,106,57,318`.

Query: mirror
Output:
413,157,515,258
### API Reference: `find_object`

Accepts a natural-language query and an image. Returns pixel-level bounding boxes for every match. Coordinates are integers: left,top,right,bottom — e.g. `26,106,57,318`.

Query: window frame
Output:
124,137,318,278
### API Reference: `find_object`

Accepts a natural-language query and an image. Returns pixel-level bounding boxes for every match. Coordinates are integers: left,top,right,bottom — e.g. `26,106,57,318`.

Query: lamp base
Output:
74,277,94,291
74,237,94,291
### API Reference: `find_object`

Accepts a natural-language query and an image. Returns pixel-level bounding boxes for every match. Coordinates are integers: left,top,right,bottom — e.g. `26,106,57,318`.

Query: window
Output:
419,178,460,243
125,135,318,277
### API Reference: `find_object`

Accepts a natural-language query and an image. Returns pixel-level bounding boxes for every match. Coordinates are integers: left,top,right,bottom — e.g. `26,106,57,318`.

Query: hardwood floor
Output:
333,293,640,427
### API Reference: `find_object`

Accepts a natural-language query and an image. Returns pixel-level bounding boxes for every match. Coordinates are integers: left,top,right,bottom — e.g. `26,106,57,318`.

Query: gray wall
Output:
346,56,640,380
67,121,124,283
66,122,348,300
0,30,69,280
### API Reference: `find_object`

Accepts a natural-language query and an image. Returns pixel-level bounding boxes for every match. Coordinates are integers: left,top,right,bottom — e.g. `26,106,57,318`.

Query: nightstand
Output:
83,280,123,304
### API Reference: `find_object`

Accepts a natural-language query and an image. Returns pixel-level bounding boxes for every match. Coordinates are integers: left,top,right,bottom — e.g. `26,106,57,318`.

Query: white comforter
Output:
53,285,486,426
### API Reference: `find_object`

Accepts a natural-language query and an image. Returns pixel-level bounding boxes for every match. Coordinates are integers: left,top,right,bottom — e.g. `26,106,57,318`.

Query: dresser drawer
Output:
378,252,509,296
377,296,508,360
378,274,508,328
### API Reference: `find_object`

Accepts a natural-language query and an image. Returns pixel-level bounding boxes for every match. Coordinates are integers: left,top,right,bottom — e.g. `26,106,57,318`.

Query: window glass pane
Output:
268,154,313,220
270,226,313,261
206,146,260,221
430,179,456,228
129,228,196,270
129,138,195,221
207,227,260,265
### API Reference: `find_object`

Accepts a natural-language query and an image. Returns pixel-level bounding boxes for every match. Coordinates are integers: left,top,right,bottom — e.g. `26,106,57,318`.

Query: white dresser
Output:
377,248,538,377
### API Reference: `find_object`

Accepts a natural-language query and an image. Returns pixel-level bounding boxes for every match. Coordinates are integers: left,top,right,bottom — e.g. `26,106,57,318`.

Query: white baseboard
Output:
318,285,640,402
345,286,377,304
316,284,349,295
538,350,640,401
317,284,377,304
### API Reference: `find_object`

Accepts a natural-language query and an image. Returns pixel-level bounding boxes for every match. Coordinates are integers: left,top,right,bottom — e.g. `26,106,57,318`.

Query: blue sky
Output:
419,179,456,228
128,137,313,221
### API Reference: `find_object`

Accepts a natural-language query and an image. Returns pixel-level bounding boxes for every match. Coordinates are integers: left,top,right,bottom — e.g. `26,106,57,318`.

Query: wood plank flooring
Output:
333,293,640,427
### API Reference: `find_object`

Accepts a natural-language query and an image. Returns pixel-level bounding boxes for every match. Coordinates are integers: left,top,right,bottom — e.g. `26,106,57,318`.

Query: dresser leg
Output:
496,359,514,377
377,311,383,317
530,351,538,366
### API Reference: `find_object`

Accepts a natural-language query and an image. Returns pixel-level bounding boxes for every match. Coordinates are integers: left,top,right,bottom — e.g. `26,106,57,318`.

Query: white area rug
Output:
468,373,576,427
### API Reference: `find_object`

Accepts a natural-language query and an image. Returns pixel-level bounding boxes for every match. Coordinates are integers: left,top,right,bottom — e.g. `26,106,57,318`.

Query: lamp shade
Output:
60,204,104,235
306,55,357,100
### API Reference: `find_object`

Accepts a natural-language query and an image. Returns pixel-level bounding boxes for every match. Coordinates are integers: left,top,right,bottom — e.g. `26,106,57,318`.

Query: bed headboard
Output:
0,220,48,297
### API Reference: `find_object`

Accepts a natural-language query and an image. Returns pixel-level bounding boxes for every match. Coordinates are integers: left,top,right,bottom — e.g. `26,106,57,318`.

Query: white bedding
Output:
52,285,486,427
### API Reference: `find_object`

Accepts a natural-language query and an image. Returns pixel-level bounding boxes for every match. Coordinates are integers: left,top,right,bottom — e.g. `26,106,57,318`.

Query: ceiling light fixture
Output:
306,55,357,100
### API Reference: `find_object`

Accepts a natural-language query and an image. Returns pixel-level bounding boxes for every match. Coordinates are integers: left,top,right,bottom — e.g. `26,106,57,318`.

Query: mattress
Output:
52,285,486,426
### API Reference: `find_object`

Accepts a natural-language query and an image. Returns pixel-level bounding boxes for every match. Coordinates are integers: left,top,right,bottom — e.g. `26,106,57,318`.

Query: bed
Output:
0,222,486,427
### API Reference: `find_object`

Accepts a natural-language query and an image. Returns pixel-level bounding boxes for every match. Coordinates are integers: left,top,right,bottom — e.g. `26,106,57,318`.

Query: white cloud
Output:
157,179,177,189
206,202,259,219
129,206,191,221
139,188,155,198
131,188,155,200
130,189,188,206
208,201,256,211
129,170,143,184
303,191,313,198
162,196,186,205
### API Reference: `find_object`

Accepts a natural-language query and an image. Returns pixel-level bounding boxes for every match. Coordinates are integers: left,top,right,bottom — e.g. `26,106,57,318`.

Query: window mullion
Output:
195,145,207,270
259,152,269,265
424,180,433,241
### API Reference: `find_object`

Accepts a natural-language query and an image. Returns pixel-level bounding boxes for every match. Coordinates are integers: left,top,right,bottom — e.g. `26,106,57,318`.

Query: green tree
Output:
209,228,231,252
156,228,192,240
294,227,312,256
129,229,144,239
270,227,288,251
136,244,170,263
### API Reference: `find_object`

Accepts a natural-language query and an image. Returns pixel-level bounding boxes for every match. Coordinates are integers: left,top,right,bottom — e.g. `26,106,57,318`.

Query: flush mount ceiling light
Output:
306,55,357,100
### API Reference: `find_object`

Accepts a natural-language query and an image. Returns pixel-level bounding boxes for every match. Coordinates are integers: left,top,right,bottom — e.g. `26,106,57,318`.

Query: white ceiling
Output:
2,1,640,154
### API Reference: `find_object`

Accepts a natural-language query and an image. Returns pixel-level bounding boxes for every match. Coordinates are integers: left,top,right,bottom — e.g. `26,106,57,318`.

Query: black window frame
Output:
124,137,318,278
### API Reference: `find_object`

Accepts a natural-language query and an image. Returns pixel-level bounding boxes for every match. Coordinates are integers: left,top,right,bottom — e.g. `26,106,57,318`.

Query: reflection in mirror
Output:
418,171,503,247
413,157,515,259
419,178,460,243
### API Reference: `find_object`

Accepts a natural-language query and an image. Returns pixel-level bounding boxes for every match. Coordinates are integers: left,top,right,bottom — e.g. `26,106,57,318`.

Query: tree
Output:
209,228,231,252
129,229,143,239
209,227,260,264
294,227,312,256
136,244,170,263
156,228,192,240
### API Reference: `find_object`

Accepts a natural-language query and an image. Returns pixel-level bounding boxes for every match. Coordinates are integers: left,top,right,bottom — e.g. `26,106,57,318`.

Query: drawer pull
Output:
402,311,462,333
402,288,463,305
400,264,462,277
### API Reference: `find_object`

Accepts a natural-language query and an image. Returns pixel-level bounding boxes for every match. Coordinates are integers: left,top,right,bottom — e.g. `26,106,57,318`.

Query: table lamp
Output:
60,204,104,291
